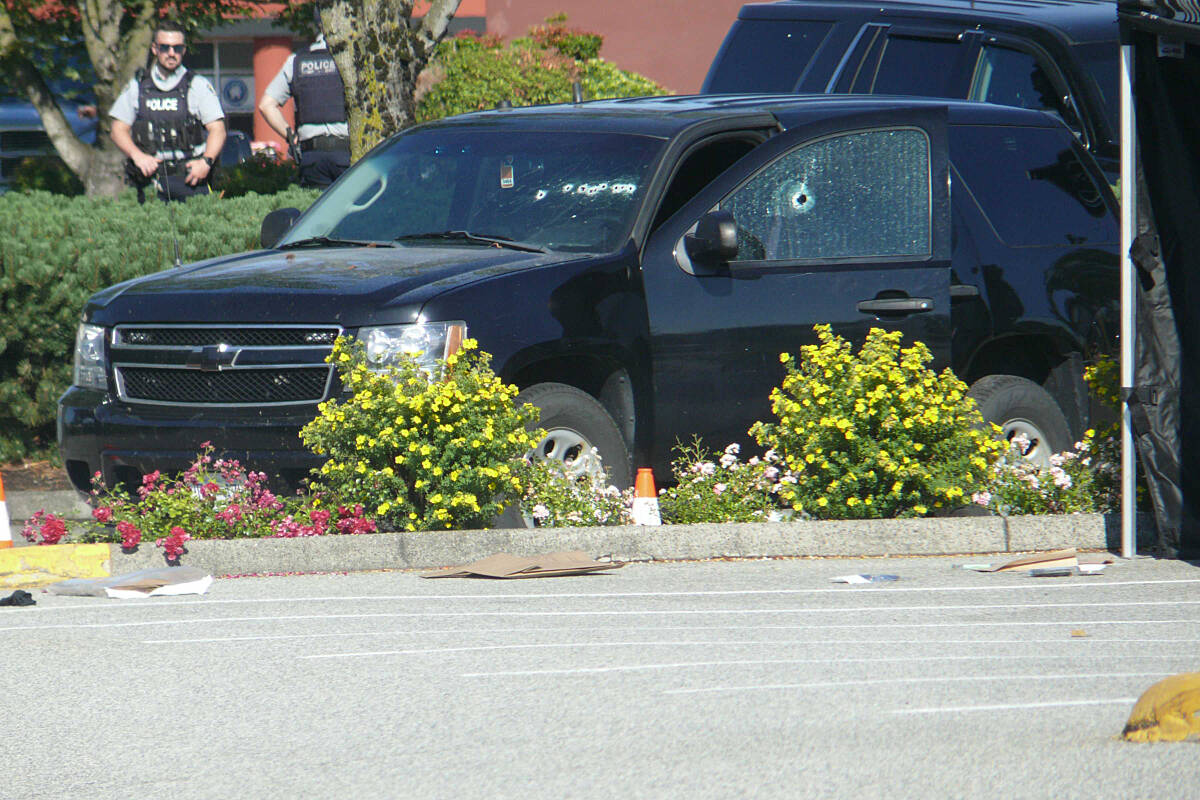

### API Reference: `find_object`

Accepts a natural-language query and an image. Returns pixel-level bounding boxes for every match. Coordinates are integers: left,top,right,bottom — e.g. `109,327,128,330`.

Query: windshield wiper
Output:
394,230,547,253
278,236,392,249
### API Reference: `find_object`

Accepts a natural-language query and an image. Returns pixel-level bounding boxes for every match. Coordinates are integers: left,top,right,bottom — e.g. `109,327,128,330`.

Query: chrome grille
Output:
117,366,332,404
111,324,342,407
114,326,340,347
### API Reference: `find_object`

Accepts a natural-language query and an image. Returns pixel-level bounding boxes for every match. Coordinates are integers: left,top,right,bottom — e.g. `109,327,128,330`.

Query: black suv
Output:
703,0,1119,176
59,94,1118,494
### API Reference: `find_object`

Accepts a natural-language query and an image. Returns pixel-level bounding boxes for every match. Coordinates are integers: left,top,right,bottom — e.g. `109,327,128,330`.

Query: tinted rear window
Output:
1072,42,1119,136
870,36,968,97
951,125,1115,247
705,19,833,93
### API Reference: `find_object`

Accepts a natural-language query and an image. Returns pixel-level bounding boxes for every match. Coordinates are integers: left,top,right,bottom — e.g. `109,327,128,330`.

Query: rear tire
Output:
517,382,633,489
967,374,1072,468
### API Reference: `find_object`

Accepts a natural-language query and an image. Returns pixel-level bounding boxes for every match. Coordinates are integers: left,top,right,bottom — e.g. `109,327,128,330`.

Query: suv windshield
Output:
283,127,666,253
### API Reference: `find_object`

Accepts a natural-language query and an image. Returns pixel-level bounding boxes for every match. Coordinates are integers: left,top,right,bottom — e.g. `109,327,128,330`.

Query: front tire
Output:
967,374,1072,468
517,382,633,488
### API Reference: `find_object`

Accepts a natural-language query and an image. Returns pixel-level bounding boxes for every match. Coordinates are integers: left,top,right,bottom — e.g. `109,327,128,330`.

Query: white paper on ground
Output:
105,574,213,598
48,566,213,598
831,574,872,584
1076,563,1107,575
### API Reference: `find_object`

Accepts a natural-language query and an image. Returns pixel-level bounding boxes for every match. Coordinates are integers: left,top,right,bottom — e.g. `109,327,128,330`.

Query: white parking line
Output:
6,611,1200,634
662,673,1166,695
143,630,1200,645
459,652,1199,677
892,698,1141,714
19,577,1200,614
301,643,1196,661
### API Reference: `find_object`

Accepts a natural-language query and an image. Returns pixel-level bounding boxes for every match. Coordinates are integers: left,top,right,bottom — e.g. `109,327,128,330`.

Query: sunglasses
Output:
155,43,187,53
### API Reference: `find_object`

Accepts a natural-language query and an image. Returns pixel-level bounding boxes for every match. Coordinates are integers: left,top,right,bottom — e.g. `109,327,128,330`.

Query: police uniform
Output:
264,36,351,188
111,65,225,201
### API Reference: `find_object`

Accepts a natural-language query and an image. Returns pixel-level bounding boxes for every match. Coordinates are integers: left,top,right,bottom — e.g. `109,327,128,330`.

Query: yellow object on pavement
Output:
0,543,111,589
1122,672,1200,742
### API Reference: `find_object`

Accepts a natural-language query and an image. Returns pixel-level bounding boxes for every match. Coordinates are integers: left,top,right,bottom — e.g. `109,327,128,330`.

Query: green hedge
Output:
0,187,320,460
416,31,667,123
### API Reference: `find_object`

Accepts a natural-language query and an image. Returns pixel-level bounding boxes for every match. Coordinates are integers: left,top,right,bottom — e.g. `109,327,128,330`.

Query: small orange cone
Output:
631,468,661,526
0,473,11,548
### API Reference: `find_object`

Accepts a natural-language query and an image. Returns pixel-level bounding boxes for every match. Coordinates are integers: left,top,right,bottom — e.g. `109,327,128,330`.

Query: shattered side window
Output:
721,128,931,262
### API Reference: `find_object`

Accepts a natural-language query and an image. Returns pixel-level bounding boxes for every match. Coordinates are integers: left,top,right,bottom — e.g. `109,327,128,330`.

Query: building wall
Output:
485,0,745,94
198,0,488,149
197,0,743,151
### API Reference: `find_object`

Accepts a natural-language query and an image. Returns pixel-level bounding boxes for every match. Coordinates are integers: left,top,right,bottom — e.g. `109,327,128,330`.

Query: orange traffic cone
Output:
631,467,661,526
0,473,11,548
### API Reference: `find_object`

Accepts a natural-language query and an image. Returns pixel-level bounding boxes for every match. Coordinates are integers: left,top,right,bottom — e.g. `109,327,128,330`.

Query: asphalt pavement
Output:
3,554,1198,799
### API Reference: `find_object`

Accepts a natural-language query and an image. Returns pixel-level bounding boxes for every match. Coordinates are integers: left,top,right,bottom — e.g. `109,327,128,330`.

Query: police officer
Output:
258,26,350,189
110,21,226,202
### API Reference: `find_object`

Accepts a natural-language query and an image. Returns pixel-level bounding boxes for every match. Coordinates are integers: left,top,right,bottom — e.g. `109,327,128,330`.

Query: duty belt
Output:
159,159,199,177
300,134,350,152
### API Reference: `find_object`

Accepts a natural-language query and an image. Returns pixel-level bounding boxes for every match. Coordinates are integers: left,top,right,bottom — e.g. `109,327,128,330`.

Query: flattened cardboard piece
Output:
987,549,1078,573
105,575,213,598
47,566,213,598
421,551,623,579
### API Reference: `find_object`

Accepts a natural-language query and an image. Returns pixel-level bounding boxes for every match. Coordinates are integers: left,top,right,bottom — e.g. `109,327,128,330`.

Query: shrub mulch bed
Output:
0,460,73,492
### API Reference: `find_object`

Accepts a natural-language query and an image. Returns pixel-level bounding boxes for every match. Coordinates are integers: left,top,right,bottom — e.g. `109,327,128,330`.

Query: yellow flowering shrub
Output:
1081,354,1123,505
300,338,541,531
750,325,1007,519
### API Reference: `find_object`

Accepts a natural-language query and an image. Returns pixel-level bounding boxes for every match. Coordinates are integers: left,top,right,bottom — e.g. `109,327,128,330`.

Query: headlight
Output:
73,323,108,391
358,321,466,375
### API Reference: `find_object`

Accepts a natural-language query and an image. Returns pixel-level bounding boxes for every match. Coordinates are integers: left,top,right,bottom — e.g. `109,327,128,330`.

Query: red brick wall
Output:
485,0,746,94
253,37,294,146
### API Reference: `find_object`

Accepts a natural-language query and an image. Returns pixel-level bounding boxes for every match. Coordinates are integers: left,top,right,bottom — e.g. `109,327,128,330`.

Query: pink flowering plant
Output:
973,355,1125,516
21,510,70,545
157,526,191,562
657,439,784,524
519,453,633,527
974,431,1118,516
57,443,375,549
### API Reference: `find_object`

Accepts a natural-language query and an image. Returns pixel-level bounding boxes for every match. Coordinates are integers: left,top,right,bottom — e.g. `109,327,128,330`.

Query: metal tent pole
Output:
1120,41,1138,559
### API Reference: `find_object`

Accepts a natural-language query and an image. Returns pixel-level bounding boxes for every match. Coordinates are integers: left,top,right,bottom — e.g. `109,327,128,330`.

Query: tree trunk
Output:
76,0,156,197
0,0,153,196
321,0,462,161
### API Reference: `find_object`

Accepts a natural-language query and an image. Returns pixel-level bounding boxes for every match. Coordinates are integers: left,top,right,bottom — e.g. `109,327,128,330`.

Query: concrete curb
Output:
3,485,1157,588
102,512,1154,577
7,489,91,526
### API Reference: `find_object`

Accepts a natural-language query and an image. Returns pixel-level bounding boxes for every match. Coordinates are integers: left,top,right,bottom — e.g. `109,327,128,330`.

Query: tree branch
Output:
414,0,462,59
0,4,92,175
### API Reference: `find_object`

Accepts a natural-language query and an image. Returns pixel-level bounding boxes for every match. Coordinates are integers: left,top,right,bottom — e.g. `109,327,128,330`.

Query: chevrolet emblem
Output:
186,343,240,372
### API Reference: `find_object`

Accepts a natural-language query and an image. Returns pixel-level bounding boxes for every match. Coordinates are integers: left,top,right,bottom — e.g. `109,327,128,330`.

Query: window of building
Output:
194,40,256,137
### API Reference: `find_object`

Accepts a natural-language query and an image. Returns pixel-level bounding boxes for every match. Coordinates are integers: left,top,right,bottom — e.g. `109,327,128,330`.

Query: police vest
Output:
131,70,205,161
292,48,347,127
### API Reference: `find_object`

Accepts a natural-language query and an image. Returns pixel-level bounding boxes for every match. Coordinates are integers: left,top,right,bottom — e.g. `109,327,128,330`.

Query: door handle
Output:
856,297,935,314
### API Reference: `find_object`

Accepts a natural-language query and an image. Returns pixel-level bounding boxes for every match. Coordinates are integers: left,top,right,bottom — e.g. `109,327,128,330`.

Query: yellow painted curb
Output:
0,543,112,589
1122,672,1200,742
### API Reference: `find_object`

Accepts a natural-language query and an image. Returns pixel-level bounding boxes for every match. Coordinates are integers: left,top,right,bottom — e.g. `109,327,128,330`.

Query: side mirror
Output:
685,210,739,266
260,207,301,249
